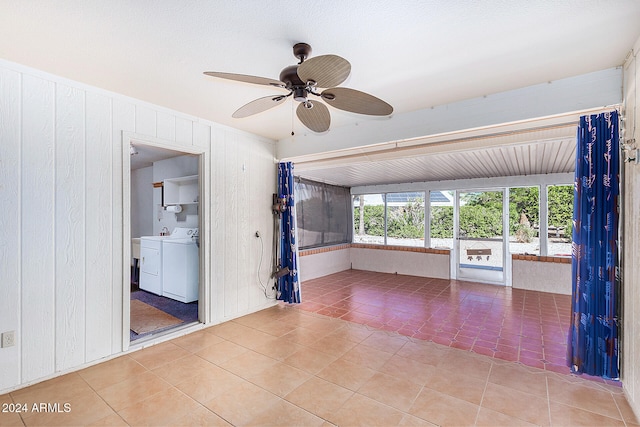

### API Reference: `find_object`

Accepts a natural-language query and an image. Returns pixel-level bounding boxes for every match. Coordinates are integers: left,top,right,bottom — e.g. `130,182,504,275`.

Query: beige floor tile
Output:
128,341,191,370
77,355,147,391
174,363,246,404
10,372,94,410
316,357,376,390
488,361,548,398
117,387,202,426
95,370,172,411
324,323,373,343
285,376,354,420
284,347,340,374
409,388,480,426
0,394,25,426
246,399,325,426
358,372,423,411
207,320,254,340
152,353,217,385
204,379,281,426
171,329,225,353
23,391,114,426
549,401,626,426
253,318,300,337
481,382,551,426
195,339,248,365
379,354,436,386
219,349,278,378
246,361,311,397
281,326,327,346
306,334,357,358
295,314,344,335
547,376,622,420
436,349,492,382
476,407,539,426
252,335,305,360
88,412,129,426
360,331,409,353
340,343,395,371
423,365,487,405
398,413,439,426
396,340,449,366
212,322,278,350
613,392,640,424
331,393,406,426
172,404,232,426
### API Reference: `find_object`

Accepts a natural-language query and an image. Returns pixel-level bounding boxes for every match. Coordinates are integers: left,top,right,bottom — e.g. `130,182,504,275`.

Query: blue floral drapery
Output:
277,162,301,304
567,111,620,379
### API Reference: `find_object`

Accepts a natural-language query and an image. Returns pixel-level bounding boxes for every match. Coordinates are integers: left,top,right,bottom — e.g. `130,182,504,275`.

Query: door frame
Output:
454,188,509,286
121,132,209,351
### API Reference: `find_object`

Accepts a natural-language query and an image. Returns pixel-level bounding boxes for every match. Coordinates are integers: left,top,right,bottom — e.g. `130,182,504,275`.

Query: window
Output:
508,186,540,255
295,178,351,249
430,190,454,248
547,184,573,256
353,194,385,244
386,192,425,247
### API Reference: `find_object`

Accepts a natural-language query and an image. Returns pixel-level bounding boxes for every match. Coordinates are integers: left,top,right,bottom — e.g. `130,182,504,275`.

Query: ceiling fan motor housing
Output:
279,65,308,101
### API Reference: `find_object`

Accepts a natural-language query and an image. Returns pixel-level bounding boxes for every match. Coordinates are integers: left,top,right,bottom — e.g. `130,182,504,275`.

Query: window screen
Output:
295,178,352,249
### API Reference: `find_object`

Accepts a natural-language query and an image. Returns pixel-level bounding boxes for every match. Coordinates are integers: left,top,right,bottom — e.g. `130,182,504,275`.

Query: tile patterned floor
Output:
1,271,637,426
298,269,614,382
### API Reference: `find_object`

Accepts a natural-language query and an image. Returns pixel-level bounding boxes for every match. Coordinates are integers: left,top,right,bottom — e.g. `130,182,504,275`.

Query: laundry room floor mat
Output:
130,299,183,335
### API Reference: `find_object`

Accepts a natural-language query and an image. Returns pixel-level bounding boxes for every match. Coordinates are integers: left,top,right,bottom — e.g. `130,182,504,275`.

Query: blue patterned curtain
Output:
567,111,620,379
277,162,301,303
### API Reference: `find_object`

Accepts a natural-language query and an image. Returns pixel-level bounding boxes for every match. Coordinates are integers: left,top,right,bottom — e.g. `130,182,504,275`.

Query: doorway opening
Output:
125,138,205,344
456,189,507,285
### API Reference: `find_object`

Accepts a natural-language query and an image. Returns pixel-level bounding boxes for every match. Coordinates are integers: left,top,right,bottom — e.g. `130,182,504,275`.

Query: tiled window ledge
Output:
351,243,449,255
299,243,450,257
299,243,351,257
511,254,571,264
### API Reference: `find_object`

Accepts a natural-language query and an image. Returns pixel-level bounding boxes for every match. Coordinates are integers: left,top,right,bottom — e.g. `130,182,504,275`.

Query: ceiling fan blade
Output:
321,87,393,116
297,55,351,88
296,101,330,133
232,95,288,118
204,71,285,88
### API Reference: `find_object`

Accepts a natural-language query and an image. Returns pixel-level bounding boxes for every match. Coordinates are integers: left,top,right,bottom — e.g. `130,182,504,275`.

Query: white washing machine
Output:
139,228,198,302
162,228,199,303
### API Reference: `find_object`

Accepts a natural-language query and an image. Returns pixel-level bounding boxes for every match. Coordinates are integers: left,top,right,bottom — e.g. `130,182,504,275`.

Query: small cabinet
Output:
163,175,198,205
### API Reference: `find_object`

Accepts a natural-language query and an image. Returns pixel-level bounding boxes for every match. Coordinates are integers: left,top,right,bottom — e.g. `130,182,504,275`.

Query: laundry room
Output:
129,143,200,341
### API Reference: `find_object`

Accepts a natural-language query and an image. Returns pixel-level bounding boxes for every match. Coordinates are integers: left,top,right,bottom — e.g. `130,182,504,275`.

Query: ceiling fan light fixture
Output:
293,87,307,102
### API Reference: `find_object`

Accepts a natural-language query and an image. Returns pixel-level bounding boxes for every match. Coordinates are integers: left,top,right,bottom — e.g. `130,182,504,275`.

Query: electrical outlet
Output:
1,331,15,348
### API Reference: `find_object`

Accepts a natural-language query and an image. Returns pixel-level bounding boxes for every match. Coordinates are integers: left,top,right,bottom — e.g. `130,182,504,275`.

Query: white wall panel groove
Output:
54,83,85,371
0,68,22,390
21,73,56,382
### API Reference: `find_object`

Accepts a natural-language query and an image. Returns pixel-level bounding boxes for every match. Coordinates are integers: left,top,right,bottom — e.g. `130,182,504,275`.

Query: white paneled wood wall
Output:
622,36,640,419
0,59,276,393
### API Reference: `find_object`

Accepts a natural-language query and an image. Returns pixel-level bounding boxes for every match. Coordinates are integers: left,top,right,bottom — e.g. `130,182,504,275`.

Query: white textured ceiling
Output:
2,1,639,186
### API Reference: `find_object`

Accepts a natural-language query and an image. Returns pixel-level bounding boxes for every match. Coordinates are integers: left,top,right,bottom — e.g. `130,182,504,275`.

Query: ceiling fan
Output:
204,43,393,134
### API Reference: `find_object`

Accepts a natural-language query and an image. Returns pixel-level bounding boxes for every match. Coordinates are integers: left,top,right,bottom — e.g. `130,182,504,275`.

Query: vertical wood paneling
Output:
21,74,55,382
175,117,193,145
237,138,251,312
156,111,176,141
0,68,22,390
85,93,113,361
211,126,226,322
193,122,210,149
111,98,135,353
54,84,86,371
224,132,239,318
135,105,156,137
